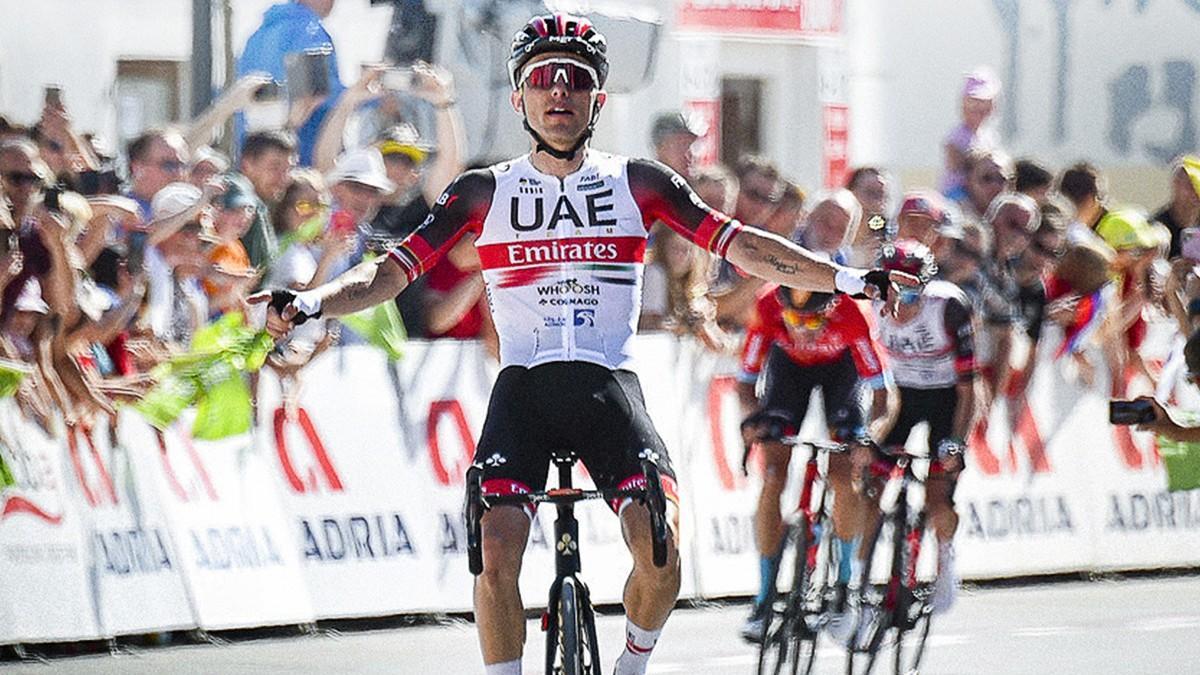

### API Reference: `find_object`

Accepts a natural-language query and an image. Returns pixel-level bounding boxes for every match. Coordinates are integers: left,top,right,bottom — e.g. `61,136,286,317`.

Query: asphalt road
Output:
4,576,1198,674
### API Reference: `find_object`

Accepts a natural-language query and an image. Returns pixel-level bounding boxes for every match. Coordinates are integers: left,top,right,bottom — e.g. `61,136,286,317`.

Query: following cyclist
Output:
737,286,893,642
868,239,978,613
255,13,917,675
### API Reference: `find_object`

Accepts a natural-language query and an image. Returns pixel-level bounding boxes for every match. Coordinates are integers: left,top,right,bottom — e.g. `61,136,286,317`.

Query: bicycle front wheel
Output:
554,577,585,675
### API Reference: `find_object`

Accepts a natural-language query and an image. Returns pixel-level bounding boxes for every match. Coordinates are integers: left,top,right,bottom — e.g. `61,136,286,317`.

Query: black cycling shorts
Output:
758,346,866,441
882,386,958,456
473,361,678,515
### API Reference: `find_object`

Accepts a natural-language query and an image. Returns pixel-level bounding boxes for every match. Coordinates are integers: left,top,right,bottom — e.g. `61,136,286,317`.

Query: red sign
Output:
822,104,849,189
683,99,721,168
678,0,843,36
274,407,343,494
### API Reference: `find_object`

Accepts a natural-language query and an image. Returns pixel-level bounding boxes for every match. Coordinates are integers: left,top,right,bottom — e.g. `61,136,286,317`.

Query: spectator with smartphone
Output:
1153,156,1200,259
1135,330,1200,442
238,0,344,166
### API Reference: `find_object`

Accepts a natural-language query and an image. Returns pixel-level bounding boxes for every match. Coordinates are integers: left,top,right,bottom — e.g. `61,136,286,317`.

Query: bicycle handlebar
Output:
463,458,670,575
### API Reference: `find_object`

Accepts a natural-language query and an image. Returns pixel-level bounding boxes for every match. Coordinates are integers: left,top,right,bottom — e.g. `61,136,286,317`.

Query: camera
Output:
1109,399,1157,425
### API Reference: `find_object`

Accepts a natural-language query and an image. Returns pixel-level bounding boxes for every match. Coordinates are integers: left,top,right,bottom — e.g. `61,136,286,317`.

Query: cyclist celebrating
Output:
869,240,977,613
737,286,892,642
255,13,915,675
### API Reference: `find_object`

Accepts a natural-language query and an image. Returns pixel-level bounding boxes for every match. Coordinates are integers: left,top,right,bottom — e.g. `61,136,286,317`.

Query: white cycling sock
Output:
613,620,661,675
484,658,521,675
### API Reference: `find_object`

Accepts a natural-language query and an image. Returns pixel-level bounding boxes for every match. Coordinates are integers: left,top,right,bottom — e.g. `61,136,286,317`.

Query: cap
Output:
326,148,396,194
963,67,1000,100
377,123,433,165
150,182,202,222
1095,208,1163,250
897,190,948,223
190,145,230,173
1181,155,1200,199
219,174,258,211
14,279,48,314
651,111,706,146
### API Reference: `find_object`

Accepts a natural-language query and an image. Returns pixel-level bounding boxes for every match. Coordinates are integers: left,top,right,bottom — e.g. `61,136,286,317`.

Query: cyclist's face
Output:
512,54,606,151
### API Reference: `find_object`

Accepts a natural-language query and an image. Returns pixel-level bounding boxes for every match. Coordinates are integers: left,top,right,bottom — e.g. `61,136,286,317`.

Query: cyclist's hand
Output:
936,438,966,473
247,289,323,339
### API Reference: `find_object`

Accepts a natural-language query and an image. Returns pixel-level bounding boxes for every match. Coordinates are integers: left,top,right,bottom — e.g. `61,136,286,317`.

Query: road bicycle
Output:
845,446,944,675
464,453,670,675
757,439,851,675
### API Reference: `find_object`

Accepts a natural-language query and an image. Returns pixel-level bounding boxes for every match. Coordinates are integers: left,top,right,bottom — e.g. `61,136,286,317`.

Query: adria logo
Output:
274,406,343,494
156,429,217,503
67,424,117,507
427,400,476,487
708,376,748,491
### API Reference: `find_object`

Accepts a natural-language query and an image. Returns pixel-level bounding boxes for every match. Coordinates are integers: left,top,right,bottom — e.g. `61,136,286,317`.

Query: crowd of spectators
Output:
0,3,1196,443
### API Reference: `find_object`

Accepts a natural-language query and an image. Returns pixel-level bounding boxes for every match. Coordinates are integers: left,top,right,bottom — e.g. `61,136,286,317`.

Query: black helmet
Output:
508,13,609,90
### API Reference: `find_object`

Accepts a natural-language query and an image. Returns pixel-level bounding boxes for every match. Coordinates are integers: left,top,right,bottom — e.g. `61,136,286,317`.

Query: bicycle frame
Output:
464,454,669,675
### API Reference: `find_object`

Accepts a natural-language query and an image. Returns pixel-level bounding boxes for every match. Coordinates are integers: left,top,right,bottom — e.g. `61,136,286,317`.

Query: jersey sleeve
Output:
627,159,744,257
943,292,978,381
386,169,494,283
837,299,888,386
737,287,781,383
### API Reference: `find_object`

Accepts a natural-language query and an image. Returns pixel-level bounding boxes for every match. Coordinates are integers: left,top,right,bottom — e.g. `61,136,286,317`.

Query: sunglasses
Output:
782,309,826,331
294,200,328,218
897,288,923,304
3,171,43,187
155,159,187,173
521,59,598,92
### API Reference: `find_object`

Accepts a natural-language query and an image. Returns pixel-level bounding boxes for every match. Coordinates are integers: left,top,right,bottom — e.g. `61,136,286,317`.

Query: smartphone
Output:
382,68,416,92
127,231,148,276
1109,399,1157,425
1181,227,1200,262
285,48,332,101
252,80,284,103
44,84,64,109
43,185,64,213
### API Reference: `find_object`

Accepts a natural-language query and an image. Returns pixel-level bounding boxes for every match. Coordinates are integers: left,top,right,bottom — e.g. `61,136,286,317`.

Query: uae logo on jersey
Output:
574,309,596,327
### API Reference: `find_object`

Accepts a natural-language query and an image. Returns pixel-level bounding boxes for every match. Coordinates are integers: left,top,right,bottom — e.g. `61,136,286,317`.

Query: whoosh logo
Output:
274,406,343,494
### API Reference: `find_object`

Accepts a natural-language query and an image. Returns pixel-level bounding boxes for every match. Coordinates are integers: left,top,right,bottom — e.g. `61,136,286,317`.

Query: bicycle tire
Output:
846,506,891,675
794,511,835,675
886,495,909,675
554,577,585,675
757,524,801,675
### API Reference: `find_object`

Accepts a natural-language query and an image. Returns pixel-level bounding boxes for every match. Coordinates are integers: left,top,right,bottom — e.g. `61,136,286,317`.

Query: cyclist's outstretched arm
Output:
627,159,913,298
306,255,410,318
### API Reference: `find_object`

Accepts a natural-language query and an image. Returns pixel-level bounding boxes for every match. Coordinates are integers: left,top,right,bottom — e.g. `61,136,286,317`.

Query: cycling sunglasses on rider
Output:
897,287,923,305
782,309,827,331
520,58,599,92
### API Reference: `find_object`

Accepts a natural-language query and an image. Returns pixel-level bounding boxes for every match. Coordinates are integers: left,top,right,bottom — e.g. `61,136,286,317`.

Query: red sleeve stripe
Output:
955,355,977,374
710,220,745,257
387,246,421,283
388,236,435,283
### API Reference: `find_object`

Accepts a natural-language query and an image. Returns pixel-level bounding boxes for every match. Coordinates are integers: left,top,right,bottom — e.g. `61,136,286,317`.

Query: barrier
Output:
1,323,1198,642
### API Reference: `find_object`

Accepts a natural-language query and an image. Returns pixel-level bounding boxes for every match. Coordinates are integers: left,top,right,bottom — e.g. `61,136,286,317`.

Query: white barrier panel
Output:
67,417,195,636
258,337,695,619
119,416,315,630
0,405,99,643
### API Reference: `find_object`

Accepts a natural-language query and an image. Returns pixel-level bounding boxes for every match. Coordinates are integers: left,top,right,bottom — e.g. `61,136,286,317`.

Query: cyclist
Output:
255,13,915,675
867,239,977,613
737,285,892,642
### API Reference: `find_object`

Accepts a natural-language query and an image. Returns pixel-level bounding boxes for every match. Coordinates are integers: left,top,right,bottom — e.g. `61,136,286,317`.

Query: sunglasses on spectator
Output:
154,160,187,173
744,188,781,204
3,171,43,186
520,58,598,92
294,200,327,218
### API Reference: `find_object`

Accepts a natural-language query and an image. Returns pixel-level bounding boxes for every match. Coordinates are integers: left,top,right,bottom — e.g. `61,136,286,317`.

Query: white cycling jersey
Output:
387,151,743,369
873,280,977,389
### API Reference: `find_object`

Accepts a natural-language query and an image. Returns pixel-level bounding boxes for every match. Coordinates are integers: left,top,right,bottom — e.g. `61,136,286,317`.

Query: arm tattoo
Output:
765,254,801,276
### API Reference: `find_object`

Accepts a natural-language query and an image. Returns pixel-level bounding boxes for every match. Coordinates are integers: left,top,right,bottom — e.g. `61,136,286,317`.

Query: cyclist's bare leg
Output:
827,452,864,541
924,475,959,543
619,502,682,629
753,440,792,556
475,505,531,666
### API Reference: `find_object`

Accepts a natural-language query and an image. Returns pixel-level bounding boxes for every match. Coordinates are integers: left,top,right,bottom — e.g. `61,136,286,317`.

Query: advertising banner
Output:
69,416,194,636
120,416,314,630
677,0,844,38
0,406,99,643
